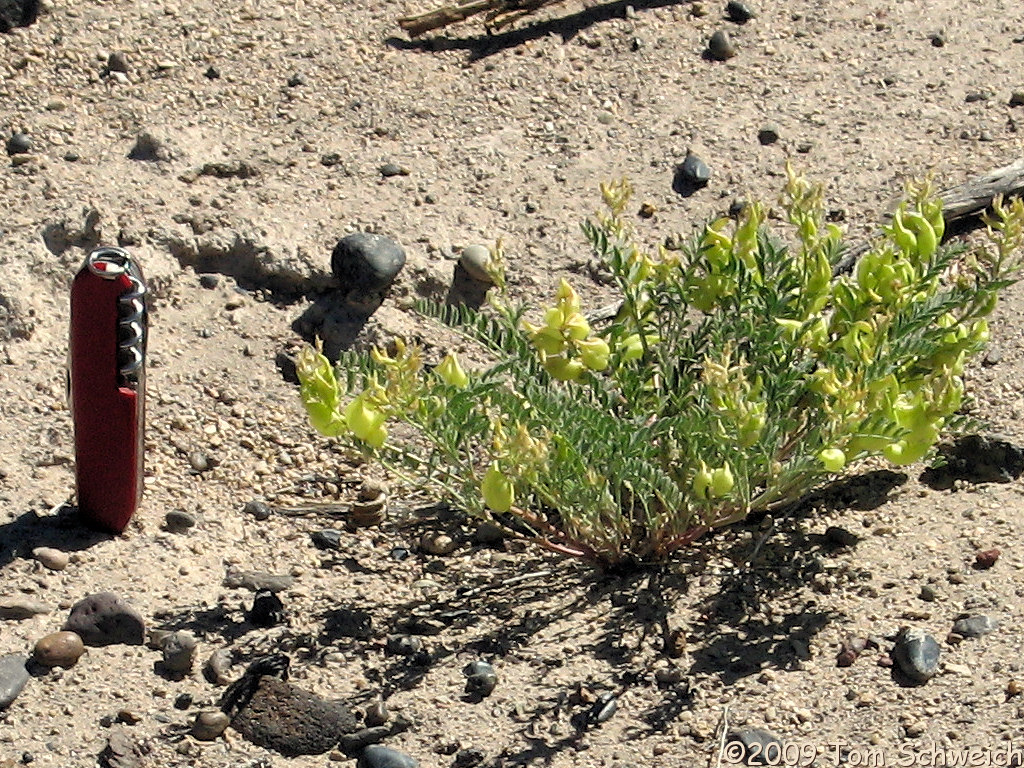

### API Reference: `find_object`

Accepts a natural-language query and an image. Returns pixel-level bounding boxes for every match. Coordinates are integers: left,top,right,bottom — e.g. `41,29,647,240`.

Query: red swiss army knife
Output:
69,246,147,533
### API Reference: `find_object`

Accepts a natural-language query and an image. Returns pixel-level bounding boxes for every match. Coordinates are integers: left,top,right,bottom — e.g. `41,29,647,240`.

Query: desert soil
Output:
3,0,1024,766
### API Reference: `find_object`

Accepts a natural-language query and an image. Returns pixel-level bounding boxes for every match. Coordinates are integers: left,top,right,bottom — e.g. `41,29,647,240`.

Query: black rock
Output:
198,273,220,289
243,499,272,520
0,0,39,32
164,509,197,532
312,528,344,550
951,614,999,638
757,124,780,145
358,745,418,768
331,233,406,294
64,593,146,647
707,29,737,60
674,153,711,193
325,607,372,640
893,627,940,684
204,65,221,79
174,693,193,710
726,727,784,765
0,654,29,710
107,51,129,74
230,676,359,756
275,350,299,384
379,162,406,177
6,132,31,155
248,589,285,628
1011,91,1024,108
725,0,755,22
464,660,497,698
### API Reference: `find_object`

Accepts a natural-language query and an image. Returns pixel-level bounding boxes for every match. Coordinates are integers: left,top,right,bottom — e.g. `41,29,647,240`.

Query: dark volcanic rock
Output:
893,627,940,684
331,232,406,294
230,676,358,756
0,0,39,32
63,592,145,646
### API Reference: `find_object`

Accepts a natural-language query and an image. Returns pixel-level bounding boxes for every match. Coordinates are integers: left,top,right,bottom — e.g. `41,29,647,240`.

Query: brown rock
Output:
33,631,85,667
975,548,1000,569
228,676,359,756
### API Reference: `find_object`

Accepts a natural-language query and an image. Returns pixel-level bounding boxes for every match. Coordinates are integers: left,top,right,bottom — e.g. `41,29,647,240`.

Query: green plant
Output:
297,168,1024,567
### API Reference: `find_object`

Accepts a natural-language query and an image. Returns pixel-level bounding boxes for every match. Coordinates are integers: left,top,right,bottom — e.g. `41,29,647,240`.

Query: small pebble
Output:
975,548,1000,569
419,532,457,556
33,631,85,668
161,631,198,675
192,710,230,740
930,32,945,47
243,499,272,520
107,51,129,73
588,692,617,724
380,163,407,177
32,547,69,571
312,528,344,550
464,660,498,698
676,153,711,189
459,244,495,283
725,0,756,23
0,598,50,620
707,29,737,61
951,614,998,638
358,745,418,768
164,510,196,532
6,133,31,156
893,627,940,684
365,699,388,727
198,273,220,289
1010,91,1024,108
918,585,938,602
204,648,233,685
188,451,211,472
757,124,780,145
385,635,423,656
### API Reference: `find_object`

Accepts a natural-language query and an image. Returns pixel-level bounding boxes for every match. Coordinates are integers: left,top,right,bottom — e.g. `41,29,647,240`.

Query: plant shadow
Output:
0,503,112,571
386,0,692,62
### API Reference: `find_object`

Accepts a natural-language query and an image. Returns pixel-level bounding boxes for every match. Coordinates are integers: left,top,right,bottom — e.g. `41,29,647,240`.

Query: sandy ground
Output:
3,0,1024,766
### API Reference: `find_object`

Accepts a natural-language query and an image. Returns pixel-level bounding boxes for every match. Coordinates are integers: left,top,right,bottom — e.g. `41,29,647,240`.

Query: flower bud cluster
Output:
522,279,610,380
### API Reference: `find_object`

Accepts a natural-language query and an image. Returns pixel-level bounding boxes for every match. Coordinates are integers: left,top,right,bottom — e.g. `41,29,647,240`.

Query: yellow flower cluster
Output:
522,279,610,381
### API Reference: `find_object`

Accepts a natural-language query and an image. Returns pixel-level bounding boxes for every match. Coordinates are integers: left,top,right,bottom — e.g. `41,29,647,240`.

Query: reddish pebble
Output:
975,548,1001,569
836,648,858,667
